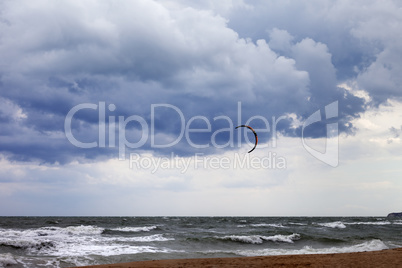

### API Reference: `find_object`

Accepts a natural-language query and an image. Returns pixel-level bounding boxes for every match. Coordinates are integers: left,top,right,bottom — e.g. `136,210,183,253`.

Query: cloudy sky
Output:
1,0,402,216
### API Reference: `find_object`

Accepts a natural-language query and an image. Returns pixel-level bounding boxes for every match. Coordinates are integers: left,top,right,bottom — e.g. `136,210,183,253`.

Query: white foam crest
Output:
0,253,18,268
14,255,68,268
62,225,104,235
110,226,158,232
4,225,105,237
0,228,37,238
34,236,172,257
251,223,285,228
0,226,171,258
51,244,167,257
289,222,308,226
220,233,300,244
0,225,104,252
130,234,172,242
317,221,346,229
261,233,300,243
221,235,264,244
237,239,388,257
345,221,391,225
0,229,52,250
106,234,173,242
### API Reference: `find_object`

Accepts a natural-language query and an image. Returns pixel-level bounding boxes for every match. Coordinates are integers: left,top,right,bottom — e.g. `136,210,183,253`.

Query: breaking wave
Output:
219,233,300,244
317,221,347,229
109,226,158,232
237,239,389,257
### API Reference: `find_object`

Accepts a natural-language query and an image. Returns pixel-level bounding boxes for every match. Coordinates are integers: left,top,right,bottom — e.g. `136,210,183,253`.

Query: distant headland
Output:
387,212,402,219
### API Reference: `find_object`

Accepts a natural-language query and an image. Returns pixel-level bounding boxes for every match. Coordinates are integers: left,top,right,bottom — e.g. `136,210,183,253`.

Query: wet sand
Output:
75,247,402,267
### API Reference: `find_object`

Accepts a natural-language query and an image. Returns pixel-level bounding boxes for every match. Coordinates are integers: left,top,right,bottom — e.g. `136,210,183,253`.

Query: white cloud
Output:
0,97,27,121
268,28,294,52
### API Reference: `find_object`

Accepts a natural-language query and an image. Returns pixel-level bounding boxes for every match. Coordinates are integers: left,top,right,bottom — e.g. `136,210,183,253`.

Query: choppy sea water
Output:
0,216,401,267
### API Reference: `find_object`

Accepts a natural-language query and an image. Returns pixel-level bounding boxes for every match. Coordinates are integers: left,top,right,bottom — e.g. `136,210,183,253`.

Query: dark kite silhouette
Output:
235,125,258,153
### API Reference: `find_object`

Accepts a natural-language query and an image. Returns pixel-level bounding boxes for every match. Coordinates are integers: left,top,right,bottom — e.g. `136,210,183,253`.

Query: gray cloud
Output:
0,0,400,163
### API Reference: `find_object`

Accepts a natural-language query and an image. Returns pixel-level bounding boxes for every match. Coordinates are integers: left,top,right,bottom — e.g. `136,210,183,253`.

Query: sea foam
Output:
0,225,171,259
317,221,346,229
219,233,300,244
345,221,391,225
0,253,18,268
250,223,285,228
237,239,389,257
110,226,158,232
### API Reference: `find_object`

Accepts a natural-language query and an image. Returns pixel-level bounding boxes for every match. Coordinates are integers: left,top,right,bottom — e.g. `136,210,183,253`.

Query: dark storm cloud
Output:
0,0,400,163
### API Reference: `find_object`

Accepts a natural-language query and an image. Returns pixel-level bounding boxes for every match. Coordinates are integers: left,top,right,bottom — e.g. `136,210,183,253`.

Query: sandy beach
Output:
75,248,402,268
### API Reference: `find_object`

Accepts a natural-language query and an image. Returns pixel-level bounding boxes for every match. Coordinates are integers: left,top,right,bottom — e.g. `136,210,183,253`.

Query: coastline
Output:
75,248,402,268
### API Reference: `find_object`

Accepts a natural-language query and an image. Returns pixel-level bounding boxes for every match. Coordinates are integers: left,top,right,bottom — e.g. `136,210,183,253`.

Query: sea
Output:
0,216,401,267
